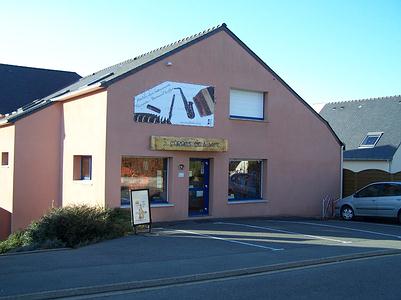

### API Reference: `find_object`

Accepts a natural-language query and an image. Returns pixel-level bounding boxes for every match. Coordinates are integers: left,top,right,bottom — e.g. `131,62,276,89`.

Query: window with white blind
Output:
229,89,264,120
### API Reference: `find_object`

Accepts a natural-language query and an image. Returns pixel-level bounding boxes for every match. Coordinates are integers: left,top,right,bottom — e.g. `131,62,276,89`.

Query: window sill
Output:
228,199,268,205
229,117,268,123
73,180,93,185
120,203,174,209
151,203,175,208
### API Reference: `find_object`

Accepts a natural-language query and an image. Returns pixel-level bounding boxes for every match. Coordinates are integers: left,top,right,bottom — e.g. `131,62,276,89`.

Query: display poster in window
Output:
134,81,215,127
130,189,152,231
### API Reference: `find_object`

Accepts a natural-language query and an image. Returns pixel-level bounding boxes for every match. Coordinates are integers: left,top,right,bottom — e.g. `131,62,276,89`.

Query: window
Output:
73,155,92,180
229,89,264,120
382,183,401,197
121,157,168,207
355,184,385,198
228,160,262,200
1,152,9,166
359,132,383,148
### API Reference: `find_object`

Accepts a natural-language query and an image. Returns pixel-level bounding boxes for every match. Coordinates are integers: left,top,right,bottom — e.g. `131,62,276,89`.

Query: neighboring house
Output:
320,96,401,196
0,24,342,239
0,63,81,115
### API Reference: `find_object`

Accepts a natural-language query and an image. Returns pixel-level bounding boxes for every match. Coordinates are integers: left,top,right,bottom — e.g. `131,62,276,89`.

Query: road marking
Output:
214,222,352,244
173,229,284,251
266,220,401,240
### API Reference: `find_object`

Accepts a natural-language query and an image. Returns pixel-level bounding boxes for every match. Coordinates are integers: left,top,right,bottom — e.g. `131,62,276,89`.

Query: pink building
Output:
0,24,342,239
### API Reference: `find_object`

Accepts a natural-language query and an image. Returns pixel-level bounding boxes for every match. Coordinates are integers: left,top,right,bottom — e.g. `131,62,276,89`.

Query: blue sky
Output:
1,0,400,104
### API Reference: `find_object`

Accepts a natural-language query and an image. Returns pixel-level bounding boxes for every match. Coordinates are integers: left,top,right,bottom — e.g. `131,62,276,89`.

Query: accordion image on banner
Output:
134,81,215,127
193,86,215,117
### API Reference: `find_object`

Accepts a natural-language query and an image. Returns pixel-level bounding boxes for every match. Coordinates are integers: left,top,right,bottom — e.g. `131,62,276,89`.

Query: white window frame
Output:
358,132,383,148
229,89,265,121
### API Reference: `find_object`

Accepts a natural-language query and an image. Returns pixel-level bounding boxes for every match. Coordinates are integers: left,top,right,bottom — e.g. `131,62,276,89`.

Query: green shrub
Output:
0,231,30,253
0,205,132,254
107,208,132,237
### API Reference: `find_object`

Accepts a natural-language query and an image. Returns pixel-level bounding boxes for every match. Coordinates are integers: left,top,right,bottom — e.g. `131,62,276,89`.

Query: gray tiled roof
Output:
45,24,226,97
1,24,226,123
320,95,401,160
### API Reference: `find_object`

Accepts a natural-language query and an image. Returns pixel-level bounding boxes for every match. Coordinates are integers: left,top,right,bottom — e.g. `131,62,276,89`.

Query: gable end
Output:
103,24,343,147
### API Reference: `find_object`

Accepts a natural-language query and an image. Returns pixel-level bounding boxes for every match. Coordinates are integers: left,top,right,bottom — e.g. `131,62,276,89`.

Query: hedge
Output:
0,206,132,254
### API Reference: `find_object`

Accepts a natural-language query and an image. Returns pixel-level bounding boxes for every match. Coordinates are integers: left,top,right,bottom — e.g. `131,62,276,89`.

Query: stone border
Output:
0,248,71,257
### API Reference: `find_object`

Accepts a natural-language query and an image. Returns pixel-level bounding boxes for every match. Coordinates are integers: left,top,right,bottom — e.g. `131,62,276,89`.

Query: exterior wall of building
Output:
12,104,62,231
0,124,15,239
105,30,341,221
0,30,342,232
390,147,401,173
344,160,390,173
61,90,108,207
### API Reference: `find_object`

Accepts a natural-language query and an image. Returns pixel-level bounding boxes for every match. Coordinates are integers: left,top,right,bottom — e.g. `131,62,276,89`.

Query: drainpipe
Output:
340,145,344,198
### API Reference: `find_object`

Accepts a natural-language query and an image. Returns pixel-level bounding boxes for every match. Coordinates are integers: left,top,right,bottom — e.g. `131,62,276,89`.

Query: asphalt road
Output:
82,253,401,300
1,218,400,299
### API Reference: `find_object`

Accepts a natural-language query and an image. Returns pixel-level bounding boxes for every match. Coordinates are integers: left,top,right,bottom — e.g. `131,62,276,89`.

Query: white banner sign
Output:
130,189,151,225
134,81,215,127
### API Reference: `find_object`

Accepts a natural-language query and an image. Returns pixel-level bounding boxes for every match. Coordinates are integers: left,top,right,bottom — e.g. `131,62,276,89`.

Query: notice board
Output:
130,189,152,233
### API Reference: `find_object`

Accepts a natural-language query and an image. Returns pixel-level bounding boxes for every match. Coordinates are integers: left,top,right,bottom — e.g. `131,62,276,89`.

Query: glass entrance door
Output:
188,158,209,216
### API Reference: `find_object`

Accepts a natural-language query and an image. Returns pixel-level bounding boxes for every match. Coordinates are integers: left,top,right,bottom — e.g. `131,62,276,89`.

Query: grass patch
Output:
0,206,132,254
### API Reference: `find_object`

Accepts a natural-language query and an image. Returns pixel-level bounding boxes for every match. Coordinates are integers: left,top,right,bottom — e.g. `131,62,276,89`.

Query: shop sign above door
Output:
150,136,228,152
134,81,215,127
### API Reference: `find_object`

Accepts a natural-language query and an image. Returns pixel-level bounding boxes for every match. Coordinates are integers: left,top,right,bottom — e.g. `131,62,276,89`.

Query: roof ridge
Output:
325,94,401,105
0,63,80,75
82,23,226,80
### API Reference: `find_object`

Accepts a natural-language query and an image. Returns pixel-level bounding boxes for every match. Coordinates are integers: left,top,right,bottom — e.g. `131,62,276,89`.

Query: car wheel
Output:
341,206,354,221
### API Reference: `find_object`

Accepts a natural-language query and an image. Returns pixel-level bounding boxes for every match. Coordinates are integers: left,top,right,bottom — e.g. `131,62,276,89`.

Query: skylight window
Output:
359,132,383,148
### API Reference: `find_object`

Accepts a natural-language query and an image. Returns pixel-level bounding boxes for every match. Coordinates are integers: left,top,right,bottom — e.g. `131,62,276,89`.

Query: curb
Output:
2,249,401,299
0,248,71,257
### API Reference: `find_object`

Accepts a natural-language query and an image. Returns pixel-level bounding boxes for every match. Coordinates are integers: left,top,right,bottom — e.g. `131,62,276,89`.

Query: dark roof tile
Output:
320,95,401,160
0,64,81,114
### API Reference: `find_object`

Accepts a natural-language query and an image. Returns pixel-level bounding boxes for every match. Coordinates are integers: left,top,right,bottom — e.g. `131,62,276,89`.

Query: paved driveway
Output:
1,218,401,299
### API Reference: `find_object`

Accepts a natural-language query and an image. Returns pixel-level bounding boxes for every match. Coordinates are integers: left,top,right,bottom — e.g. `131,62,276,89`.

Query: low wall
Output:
343,169,401,197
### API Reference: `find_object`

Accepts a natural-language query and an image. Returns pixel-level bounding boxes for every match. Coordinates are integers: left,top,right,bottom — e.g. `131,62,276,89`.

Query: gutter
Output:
0,83,105,127
344,158,391,161
50,82,104,102
0,118,8,127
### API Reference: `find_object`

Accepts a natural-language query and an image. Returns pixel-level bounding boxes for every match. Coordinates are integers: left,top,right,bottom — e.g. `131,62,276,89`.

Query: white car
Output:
335,182,401,223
